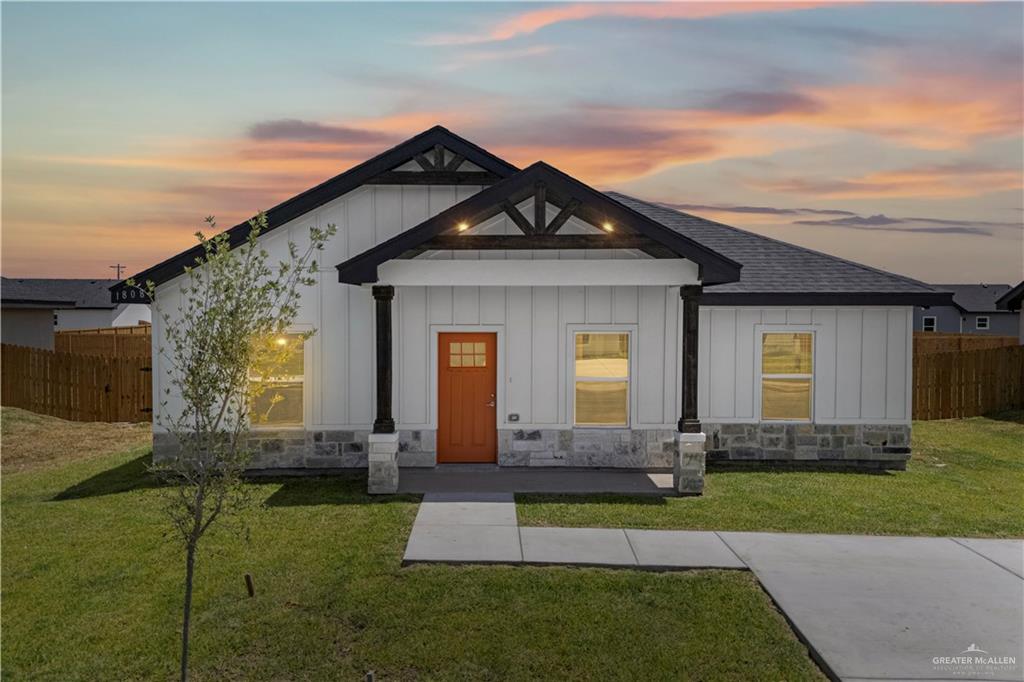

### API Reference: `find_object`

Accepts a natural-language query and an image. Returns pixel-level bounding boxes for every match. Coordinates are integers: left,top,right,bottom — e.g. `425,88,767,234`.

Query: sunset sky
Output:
2,2,1022,284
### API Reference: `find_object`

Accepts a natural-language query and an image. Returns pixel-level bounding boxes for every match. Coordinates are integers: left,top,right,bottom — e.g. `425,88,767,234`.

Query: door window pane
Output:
448,340,486,368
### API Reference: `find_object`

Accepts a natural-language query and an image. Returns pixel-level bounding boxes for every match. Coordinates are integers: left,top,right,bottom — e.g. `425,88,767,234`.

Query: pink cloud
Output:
425,2,832,45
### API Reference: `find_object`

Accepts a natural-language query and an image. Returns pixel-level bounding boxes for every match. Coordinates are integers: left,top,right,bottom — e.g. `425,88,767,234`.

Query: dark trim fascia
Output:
996,281,1024,311
336,161,743,285
109,126,520,302
700,291,956,306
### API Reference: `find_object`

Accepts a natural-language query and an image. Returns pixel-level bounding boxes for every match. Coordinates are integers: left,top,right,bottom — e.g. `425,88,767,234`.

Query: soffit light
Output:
602,222,614,232
456,222,469,232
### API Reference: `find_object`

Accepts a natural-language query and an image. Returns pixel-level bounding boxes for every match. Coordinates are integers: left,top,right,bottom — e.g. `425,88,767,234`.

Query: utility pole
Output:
110,263,126,279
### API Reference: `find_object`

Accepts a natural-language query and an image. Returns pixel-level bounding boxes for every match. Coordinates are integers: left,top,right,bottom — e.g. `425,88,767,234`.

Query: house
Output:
111,126,949,493
995,281,1024,343
913,284,1018,336
1,278,76,349
1,278,151,349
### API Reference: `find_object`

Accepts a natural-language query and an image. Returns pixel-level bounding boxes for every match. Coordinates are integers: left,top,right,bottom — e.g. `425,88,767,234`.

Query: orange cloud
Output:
751,162,1023,198
426,2,832,45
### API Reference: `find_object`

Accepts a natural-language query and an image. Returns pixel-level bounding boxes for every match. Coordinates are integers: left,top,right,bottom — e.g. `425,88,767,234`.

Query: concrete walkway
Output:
403,493,1024,681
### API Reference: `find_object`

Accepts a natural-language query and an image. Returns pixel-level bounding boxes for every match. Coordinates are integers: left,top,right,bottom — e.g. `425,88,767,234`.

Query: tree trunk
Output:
180,541,197,682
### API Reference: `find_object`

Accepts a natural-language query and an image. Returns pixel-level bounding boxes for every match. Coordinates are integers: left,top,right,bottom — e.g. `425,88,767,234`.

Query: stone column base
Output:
674,432,707,496
367,433,399,494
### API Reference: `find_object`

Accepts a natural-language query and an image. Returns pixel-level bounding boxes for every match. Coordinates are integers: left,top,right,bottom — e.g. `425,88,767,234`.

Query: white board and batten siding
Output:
698,306,913,425
151,181,914,433
395,284,683,431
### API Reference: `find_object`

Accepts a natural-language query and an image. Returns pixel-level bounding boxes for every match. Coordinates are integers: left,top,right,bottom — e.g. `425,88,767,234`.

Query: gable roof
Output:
996,281,1024,311
2,278,120,309
109,126,520,301
609,194,952,306
336,161,743,286
930,283,1014,313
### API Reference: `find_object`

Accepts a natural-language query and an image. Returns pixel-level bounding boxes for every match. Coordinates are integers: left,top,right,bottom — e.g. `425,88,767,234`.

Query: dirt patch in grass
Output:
1,407,151,473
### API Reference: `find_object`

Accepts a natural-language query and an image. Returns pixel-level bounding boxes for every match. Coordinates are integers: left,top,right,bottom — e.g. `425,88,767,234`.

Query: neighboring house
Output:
913,284,1018,336
995,281,1024,343
113,126,949,477
1,278,76,349
2,278,150,333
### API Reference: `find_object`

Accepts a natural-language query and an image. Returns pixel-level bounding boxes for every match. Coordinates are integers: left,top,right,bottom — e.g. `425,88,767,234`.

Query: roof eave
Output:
995,281,1024,311
700,291,955,306
109,125,520,302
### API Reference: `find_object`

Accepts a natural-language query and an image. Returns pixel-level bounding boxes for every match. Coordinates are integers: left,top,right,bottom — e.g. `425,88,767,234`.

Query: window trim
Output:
569,326,636,429
922,316,937,332
975,316,990,330
755,327,815,423
249,326,311,431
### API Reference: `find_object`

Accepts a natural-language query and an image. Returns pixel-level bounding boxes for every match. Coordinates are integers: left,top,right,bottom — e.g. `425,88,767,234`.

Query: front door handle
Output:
485,394,496,408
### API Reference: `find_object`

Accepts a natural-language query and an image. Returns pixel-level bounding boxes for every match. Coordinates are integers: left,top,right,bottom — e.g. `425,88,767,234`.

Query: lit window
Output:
761,332,813,421
251,333,304,426
922,316,937,332
574,332,629,426
449,341,486,368
976,316,990,330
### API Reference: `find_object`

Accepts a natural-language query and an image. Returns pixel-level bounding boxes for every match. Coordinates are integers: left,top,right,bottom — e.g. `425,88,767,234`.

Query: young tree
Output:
130,213,335,682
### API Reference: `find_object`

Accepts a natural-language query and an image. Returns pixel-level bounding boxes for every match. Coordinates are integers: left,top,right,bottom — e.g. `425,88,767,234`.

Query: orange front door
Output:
438,332,497,463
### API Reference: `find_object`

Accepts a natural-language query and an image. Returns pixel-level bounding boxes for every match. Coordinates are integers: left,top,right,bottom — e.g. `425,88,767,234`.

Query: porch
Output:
397,464,674,495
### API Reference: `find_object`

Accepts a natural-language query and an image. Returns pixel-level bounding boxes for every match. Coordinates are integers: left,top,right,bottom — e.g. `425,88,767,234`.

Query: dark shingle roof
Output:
608,193,951,306
933,283,1014,313
1,278,121,309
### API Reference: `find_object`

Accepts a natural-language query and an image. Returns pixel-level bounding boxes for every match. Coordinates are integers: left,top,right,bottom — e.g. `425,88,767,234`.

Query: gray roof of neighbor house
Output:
1,278,121,309
929,283,1014,313
996,281,1024,311
609,193,952,306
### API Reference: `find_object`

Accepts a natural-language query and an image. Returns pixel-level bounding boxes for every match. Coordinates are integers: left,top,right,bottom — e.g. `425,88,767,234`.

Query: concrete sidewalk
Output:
403,492,745,569
403,493,1024,681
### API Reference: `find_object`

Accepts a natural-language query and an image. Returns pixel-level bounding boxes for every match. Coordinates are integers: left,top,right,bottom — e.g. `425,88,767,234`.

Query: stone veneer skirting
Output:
498,428,677,468
152,422,910,470
702,422,911,469
152,427,675,469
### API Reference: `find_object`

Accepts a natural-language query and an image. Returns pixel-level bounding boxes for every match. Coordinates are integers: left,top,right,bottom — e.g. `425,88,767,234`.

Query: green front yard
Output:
1,408,822,680
519,413,1024,537
5,409,1020,679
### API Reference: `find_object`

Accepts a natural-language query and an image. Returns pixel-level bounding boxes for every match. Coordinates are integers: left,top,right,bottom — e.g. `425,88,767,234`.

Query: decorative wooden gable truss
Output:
336,161,742,285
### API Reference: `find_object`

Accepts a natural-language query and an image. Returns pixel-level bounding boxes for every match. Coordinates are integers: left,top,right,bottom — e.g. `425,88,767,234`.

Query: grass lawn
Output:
1,408,824,680
519,413,1024,538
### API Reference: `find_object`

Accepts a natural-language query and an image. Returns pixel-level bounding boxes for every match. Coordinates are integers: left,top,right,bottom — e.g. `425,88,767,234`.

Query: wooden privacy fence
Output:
55,324,151,357
914,332,1018,355
913,345,1024,420
1,344,151,422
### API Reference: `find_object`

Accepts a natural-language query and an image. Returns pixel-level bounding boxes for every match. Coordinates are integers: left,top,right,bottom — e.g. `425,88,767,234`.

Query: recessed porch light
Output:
602,222,614,232
457,222,469,232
